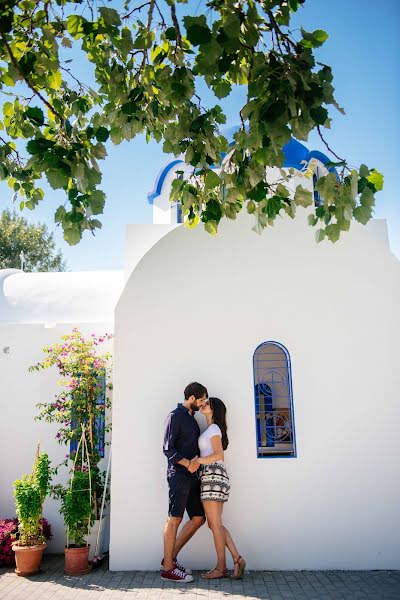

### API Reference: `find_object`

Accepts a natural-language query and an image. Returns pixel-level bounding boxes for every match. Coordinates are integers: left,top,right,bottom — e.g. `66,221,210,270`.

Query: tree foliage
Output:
0,0,383,245
0,208,66,270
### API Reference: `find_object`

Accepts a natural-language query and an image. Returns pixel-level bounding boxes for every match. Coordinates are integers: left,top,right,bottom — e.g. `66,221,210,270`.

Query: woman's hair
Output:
209,397,229,450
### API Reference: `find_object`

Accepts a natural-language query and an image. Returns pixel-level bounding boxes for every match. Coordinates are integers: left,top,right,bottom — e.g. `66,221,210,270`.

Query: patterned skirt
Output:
199,463,230,502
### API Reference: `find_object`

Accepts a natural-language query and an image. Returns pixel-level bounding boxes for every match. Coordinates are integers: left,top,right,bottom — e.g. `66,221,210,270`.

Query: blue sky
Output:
1,0,399,270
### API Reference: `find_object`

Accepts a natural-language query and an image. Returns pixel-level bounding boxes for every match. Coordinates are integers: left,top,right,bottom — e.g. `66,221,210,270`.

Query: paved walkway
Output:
0,555,399,600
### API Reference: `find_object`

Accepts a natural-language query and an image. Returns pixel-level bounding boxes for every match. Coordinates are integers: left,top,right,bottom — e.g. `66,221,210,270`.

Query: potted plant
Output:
0,518,52,567
52,425,94,575
12,449,51,576
61,439,94,575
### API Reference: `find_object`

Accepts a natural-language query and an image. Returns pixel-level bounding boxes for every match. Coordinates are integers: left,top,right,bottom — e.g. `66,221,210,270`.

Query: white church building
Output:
1,138,399,571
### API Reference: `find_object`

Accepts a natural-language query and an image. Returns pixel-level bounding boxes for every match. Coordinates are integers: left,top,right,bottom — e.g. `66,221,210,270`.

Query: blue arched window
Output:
253,342,296,458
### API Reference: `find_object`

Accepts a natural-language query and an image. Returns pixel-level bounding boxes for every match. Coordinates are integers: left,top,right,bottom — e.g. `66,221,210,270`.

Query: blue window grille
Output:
176,202,183,224
313,173,322,207
253,342,296,458
70,371,106,459
175,171,183,223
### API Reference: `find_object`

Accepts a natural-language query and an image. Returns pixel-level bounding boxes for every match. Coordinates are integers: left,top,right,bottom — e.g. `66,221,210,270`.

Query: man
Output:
161,382,208,582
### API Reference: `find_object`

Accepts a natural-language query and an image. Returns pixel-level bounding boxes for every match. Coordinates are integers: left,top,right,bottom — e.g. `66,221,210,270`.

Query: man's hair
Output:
184,382,208,401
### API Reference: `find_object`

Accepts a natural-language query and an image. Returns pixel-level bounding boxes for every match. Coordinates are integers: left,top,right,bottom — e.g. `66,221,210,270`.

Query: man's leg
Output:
173,516,205,558
163,516,182,571
174,473,206,559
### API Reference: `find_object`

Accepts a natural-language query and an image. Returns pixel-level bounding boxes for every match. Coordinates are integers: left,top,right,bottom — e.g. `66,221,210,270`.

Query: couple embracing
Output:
161,382,246,583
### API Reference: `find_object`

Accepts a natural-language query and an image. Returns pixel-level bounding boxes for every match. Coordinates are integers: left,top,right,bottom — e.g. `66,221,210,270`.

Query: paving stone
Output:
1,557,400,600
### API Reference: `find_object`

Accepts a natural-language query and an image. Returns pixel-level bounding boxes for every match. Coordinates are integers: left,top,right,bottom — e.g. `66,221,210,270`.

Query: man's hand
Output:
188,456,200,473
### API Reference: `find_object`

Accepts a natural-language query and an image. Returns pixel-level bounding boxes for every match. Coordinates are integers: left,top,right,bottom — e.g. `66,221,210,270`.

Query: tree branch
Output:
317,125,345,163
170,1,182,48
1,34,64,124
123,1,151,20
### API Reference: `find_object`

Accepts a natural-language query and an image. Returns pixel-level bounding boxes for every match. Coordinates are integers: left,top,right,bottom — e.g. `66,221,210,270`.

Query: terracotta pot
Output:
64,545,91,575
12,542,47,576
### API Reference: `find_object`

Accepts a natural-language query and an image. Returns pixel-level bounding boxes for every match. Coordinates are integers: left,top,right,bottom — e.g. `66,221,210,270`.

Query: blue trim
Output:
147,138,335,205
305,150,337,173
147,159,184,205
252,340,297,459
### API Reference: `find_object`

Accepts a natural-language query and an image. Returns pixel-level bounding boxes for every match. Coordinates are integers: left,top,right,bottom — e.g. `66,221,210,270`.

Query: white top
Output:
198,424,224,464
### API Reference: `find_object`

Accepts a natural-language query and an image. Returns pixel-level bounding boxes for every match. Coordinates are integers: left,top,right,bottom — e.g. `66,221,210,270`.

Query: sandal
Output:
201,567,228,579
231,555,246,580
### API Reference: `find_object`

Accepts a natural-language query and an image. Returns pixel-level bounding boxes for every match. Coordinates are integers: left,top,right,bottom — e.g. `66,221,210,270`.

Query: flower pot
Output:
12,542,46,576
64,545,91,575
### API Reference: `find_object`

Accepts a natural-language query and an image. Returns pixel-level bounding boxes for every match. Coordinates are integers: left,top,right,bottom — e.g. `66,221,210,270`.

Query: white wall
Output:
0,323,113,552
110,209,400,571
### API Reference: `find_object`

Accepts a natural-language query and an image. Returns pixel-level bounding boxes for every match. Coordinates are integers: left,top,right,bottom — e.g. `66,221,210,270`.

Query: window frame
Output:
253,341,297,459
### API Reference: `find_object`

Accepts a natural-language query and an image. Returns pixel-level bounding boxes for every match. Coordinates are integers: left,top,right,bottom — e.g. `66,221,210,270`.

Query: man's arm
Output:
163,413,196,470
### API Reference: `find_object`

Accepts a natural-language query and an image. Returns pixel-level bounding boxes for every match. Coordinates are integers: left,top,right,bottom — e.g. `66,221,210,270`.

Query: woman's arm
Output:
198,435,224,465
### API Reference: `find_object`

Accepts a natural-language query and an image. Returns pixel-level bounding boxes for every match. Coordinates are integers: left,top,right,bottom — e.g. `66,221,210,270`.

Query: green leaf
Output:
204,220,218,235
310,106,328,125
212,79,231,99
88,190,106,215
55,206,66,223
247,200,256,214
204,171,221,190
99,7,121,27
367,169,383,191
164,27,176,41
308,214,318,226
353,205,372,225
3,102,13,117
359,164,369,178
95,127,109,142
315,229,325,243
360,187,375,207
46,169,68,189
294,185,312,207
276,183,290,198
26,138,55,155
64,227,82,246
67,15,86,38
265,195,282,218
48,70,62,90
301,28,329,48
70,211,84,223
325,223,341,243
25,107,44,126
183,16,212,45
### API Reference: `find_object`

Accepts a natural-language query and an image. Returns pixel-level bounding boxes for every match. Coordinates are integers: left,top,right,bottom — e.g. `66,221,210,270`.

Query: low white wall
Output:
0,323,112,553
110,211,400,571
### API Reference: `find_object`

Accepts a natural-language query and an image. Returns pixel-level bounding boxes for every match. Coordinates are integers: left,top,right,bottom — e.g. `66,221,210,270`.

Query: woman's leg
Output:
223,526,240,562
203,500,226,574
220,506,245,577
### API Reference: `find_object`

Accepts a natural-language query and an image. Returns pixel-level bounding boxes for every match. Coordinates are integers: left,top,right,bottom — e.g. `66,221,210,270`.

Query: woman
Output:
197,397,246,579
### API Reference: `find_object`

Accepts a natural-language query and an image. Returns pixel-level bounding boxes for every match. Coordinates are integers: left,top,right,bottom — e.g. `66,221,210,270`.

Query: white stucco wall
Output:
0,269,124,324
110,210,400,571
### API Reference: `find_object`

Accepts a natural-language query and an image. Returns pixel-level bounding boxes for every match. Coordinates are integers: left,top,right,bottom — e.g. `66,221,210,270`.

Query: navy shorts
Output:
167,470,205,519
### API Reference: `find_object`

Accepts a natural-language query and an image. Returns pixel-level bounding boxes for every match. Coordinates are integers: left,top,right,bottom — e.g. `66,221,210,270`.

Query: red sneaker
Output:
160,558,192,574
160,567,194,583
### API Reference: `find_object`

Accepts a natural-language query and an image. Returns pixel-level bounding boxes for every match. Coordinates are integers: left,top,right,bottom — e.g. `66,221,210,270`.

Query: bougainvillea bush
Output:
0,518,52,566
30,328,113,519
